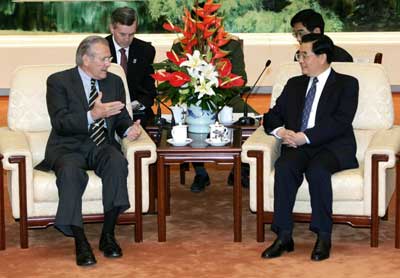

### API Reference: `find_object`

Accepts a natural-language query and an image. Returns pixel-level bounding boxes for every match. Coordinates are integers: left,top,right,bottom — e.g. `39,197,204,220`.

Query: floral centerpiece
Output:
152,0,245,132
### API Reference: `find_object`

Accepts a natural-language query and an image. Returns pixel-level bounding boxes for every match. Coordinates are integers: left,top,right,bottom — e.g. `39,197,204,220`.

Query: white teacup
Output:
218,105,233,124
209,122,229,142
170,105,185,124
171,124,187,143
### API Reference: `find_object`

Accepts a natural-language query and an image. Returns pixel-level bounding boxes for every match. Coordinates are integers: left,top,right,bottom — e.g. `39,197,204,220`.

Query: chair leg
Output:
0,158,5,250
396,153,400,248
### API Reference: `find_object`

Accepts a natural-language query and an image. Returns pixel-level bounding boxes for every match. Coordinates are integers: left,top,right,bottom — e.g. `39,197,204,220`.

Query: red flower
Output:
151,71,171,82
216,58,232,78
166,50,186,66
169,72,191,87
162,21,182,33
220,74,245,89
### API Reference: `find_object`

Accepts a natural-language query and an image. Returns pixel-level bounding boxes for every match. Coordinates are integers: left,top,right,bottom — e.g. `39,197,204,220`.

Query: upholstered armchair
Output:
241,62,400,247
0,64,157,248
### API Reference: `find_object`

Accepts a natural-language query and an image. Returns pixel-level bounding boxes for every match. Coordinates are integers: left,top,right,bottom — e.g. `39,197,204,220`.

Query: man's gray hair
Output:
75,35,109,66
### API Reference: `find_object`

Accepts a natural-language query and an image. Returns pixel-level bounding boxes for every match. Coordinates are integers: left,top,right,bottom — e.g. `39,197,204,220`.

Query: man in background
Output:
291,9,353,62
106,6,157,126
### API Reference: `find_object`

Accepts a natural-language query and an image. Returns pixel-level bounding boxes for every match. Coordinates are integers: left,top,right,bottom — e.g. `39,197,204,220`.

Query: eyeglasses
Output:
295,52,316,61
292,29,308,38
91,55,113,63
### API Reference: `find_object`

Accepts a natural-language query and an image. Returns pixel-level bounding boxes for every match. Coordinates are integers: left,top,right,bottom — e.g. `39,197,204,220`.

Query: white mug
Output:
170,105,185,124
209,122,229,142
218,105,233,124
171,124,187,143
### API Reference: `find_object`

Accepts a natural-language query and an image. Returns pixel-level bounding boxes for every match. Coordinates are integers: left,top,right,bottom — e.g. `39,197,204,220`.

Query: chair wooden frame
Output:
247,151,391,247
7,151,151,249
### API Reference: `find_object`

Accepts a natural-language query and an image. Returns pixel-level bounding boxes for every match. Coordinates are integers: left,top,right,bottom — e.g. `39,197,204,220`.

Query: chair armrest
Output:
121,127,157,212
0,128,33,171
241,125,281,173
363,126,400,215
0,128,34,218
121,127,157,166
241,126,281,211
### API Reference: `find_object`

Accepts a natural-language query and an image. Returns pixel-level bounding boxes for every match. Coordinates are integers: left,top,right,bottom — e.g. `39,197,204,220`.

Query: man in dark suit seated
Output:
36,36,142,266
291,9,353,62
106,7,157,127
260,34,359,261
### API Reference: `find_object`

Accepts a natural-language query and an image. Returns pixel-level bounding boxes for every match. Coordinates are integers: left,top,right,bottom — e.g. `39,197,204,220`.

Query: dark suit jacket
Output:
36,67,133,171
294,45,353,62
106,35,157,108
263,69,359,170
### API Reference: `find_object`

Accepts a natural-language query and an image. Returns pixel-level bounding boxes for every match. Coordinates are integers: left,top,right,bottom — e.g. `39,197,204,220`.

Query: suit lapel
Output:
296,76,310,129
315,69,337,120
71,67,89,111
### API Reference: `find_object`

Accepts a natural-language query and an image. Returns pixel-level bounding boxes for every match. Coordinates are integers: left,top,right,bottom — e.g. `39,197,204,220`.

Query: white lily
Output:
198,63,219,85
180,50,207,69
195,76,217,99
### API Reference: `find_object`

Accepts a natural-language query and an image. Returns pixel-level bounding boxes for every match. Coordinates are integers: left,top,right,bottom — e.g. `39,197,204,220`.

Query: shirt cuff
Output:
303,133,310,144
270,126,284,139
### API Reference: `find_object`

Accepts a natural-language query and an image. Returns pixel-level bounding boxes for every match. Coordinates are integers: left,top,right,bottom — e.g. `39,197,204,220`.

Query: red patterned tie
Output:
119,48,128,75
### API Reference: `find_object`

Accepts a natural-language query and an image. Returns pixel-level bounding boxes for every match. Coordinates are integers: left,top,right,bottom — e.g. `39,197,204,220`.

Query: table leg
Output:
148,163,157,214
0,155,5,250
233,154,242,242
157,155,166,242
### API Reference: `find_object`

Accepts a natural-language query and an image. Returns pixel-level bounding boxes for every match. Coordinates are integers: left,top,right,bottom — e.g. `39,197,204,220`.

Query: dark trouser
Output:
53,144,130,236
271,147,340,240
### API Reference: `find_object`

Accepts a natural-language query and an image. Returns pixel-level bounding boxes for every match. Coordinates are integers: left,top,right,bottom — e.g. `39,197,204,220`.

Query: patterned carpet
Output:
1,165,400,277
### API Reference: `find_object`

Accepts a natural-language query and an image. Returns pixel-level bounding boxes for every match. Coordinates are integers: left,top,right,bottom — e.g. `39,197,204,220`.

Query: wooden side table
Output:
156,128,243,242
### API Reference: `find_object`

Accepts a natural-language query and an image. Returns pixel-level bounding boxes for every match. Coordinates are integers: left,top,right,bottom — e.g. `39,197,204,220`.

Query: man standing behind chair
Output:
37,36,142,266
261,34,358,261
291,9,353,62
106,6,157,126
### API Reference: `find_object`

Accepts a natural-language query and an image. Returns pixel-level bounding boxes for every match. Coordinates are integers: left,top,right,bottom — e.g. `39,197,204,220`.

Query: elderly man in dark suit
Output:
106,6,157,126
261,34,359,261
37,36,141,266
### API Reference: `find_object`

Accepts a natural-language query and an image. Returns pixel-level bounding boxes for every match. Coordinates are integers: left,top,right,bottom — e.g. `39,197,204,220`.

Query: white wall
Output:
1,32,399,93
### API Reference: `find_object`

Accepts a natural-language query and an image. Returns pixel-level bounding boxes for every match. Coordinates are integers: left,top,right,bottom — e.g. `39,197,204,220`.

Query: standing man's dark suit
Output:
106,35,157,125
261,34,359,261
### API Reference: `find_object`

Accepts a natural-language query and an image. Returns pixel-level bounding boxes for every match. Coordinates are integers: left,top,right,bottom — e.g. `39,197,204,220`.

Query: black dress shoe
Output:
99,233,122,258
311,238,331,261
190,174,210,193
261,238,294,259
75,239,96,266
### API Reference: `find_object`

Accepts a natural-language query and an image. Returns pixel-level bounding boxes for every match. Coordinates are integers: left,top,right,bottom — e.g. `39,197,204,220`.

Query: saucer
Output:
205,138,230,147
167,138,192,147
220,120,235,126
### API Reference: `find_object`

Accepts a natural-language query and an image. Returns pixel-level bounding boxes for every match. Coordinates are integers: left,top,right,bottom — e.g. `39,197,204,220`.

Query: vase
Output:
186,104,216,133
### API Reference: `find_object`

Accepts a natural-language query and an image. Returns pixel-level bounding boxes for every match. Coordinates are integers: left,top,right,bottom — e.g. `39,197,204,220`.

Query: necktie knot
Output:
119,48,126,55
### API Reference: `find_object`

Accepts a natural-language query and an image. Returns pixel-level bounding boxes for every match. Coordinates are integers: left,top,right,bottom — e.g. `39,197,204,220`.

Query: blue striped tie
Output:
300,77,318,131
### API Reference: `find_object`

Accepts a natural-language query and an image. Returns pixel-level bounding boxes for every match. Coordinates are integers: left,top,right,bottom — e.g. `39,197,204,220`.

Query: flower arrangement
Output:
151,0,245,113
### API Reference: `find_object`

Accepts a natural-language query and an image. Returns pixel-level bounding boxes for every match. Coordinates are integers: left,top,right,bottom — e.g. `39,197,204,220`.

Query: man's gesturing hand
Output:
90,91,125,120
126,120,142,141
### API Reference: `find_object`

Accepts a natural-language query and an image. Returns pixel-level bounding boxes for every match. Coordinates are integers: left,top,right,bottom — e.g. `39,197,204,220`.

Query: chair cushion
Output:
269,166,364,201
